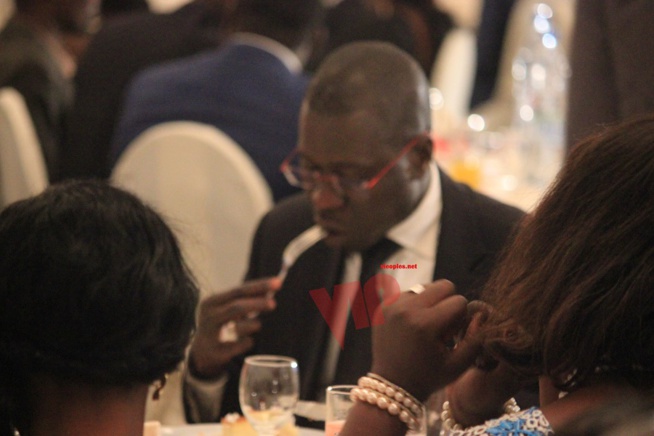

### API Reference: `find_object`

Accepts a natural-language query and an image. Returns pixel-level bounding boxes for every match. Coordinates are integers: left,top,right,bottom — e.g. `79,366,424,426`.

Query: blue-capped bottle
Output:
511,2,569,187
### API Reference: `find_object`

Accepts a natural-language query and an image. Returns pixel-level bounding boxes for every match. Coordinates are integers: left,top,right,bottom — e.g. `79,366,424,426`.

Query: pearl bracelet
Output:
440,397,520,432
350,374,424,432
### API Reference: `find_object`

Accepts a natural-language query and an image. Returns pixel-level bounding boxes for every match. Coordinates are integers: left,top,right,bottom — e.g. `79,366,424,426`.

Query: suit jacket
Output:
110,41,306,202
0,17,72,182
566,0,654,150
62,1,223,180
218,170,524,417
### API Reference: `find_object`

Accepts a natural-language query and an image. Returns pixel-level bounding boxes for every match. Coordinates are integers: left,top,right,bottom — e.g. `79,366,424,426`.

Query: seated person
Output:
338,114,654,435
110,0,324,202
184,40,525,423
0,0,100,182
0,180,199,436
63,0,230,180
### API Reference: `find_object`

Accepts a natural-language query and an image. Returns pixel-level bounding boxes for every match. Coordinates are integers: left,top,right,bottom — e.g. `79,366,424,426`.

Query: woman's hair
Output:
0,181,199,434
480,115,654,392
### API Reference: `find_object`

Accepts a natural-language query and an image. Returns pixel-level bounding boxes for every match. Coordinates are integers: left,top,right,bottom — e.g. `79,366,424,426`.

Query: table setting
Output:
155,354,426,436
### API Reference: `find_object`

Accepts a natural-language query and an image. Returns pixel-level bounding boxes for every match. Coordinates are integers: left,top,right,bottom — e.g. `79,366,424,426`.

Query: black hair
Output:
0,180,199,435
233,0,324,50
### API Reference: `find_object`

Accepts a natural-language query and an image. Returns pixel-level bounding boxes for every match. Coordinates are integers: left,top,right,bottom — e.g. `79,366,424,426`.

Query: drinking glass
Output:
239,355,300,435
325,385,356,436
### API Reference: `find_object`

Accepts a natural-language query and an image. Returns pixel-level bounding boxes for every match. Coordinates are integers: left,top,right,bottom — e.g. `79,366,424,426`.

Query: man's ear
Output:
407,135,433,178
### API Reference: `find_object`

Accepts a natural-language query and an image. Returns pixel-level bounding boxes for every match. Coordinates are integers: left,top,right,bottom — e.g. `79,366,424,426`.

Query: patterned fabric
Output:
445,407,554,435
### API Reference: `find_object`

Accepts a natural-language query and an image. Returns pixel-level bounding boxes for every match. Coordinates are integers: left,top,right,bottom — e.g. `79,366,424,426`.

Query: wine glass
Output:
239,355,300,435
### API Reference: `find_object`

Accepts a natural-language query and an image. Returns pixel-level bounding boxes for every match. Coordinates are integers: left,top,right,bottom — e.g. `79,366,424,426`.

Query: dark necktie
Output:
332,237,401,385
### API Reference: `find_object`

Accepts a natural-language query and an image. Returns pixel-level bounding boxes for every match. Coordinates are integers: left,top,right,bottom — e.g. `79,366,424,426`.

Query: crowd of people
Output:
1,0,654,435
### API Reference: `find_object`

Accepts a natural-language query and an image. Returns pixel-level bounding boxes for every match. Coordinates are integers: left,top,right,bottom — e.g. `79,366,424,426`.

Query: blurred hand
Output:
188,277,281,379
369,280,482,401
445,300,529,427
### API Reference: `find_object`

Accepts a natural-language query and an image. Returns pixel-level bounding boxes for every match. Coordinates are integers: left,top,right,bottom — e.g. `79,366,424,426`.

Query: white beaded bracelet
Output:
350,374,424,432
440,398,520,432
365,373,423,414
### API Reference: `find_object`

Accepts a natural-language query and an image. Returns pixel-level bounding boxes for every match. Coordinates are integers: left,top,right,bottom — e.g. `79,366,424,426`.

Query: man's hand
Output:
188,277,281,380
369,280,482,401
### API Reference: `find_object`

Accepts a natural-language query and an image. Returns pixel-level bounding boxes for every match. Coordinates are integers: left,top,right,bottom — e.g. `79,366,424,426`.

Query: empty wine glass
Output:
239,355,300,435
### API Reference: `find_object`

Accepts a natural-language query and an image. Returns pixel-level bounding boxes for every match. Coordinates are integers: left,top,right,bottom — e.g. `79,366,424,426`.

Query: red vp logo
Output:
309,273,400,349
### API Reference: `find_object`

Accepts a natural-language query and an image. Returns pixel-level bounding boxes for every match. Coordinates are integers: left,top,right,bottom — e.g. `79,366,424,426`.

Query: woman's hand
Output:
444,300,528,427
369,279,483,402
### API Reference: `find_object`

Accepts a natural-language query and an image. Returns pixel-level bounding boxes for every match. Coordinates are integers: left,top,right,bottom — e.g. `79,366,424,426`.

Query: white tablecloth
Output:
161,424,323,436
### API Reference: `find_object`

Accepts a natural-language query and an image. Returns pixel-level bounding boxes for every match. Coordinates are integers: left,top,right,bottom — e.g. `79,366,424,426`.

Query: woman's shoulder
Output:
447,407,554,436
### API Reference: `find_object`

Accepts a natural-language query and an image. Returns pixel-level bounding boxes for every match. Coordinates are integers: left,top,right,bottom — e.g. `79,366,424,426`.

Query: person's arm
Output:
442,301,531,429
340,280,482,436
444,361,524,428
183,277,281,422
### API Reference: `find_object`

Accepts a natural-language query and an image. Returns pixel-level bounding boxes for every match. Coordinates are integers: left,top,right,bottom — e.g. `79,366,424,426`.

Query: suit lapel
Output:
433,170,491,299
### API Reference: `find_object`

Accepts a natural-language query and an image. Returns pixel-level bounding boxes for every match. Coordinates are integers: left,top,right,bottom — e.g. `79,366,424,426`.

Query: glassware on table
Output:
239,355,300,435
325,385,356,436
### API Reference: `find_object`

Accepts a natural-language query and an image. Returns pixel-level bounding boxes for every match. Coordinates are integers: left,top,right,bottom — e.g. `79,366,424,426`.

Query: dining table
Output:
160,423,323,436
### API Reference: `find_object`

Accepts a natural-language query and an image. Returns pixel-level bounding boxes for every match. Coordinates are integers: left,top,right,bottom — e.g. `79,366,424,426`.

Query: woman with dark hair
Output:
337,115,654,435
0,180,199,436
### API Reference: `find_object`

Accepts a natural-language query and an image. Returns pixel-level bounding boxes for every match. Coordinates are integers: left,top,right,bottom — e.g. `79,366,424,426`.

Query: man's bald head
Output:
305,41,431,146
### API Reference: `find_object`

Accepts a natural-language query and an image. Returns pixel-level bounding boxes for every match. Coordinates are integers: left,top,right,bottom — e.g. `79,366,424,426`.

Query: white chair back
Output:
430,27,478,125
0,87,48,209
112,121,273,297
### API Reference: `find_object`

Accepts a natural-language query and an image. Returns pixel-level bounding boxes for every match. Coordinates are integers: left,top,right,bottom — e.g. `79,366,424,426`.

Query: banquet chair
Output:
430,27,478,124
112,121,273,297
0,87,48,209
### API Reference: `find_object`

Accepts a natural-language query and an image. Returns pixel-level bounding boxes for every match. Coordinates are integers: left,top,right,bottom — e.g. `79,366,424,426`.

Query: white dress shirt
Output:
319,161,442,394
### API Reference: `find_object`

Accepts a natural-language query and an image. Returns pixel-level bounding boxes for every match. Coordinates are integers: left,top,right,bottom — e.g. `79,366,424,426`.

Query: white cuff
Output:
183,369,229,423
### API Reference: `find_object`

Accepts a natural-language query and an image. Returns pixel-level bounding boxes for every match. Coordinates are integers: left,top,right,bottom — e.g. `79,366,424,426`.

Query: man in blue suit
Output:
110,0,324,202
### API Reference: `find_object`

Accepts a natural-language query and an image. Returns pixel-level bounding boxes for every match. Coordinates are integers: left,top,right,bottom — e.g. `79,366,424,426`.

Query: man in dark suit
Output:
62,0,231,181
0,0,99,182
184,41,525,423
109,0,323,202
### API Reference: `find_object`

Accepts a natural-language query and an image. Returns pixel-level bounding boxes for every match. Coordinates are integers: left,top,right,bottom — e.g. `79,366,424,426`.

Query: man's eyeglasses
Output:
280,134,426,196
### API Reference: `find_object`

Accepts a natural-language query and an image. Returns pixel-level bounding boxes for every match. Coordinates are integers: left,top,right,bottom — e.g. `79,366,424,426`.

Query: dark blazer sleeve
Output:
7,62,65,182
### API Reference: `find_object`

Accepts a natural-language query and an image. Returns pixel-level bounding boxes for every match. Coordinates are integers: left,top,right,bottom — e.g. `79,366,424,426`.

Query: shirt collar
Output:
386,161,442,259
227,32,303,74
